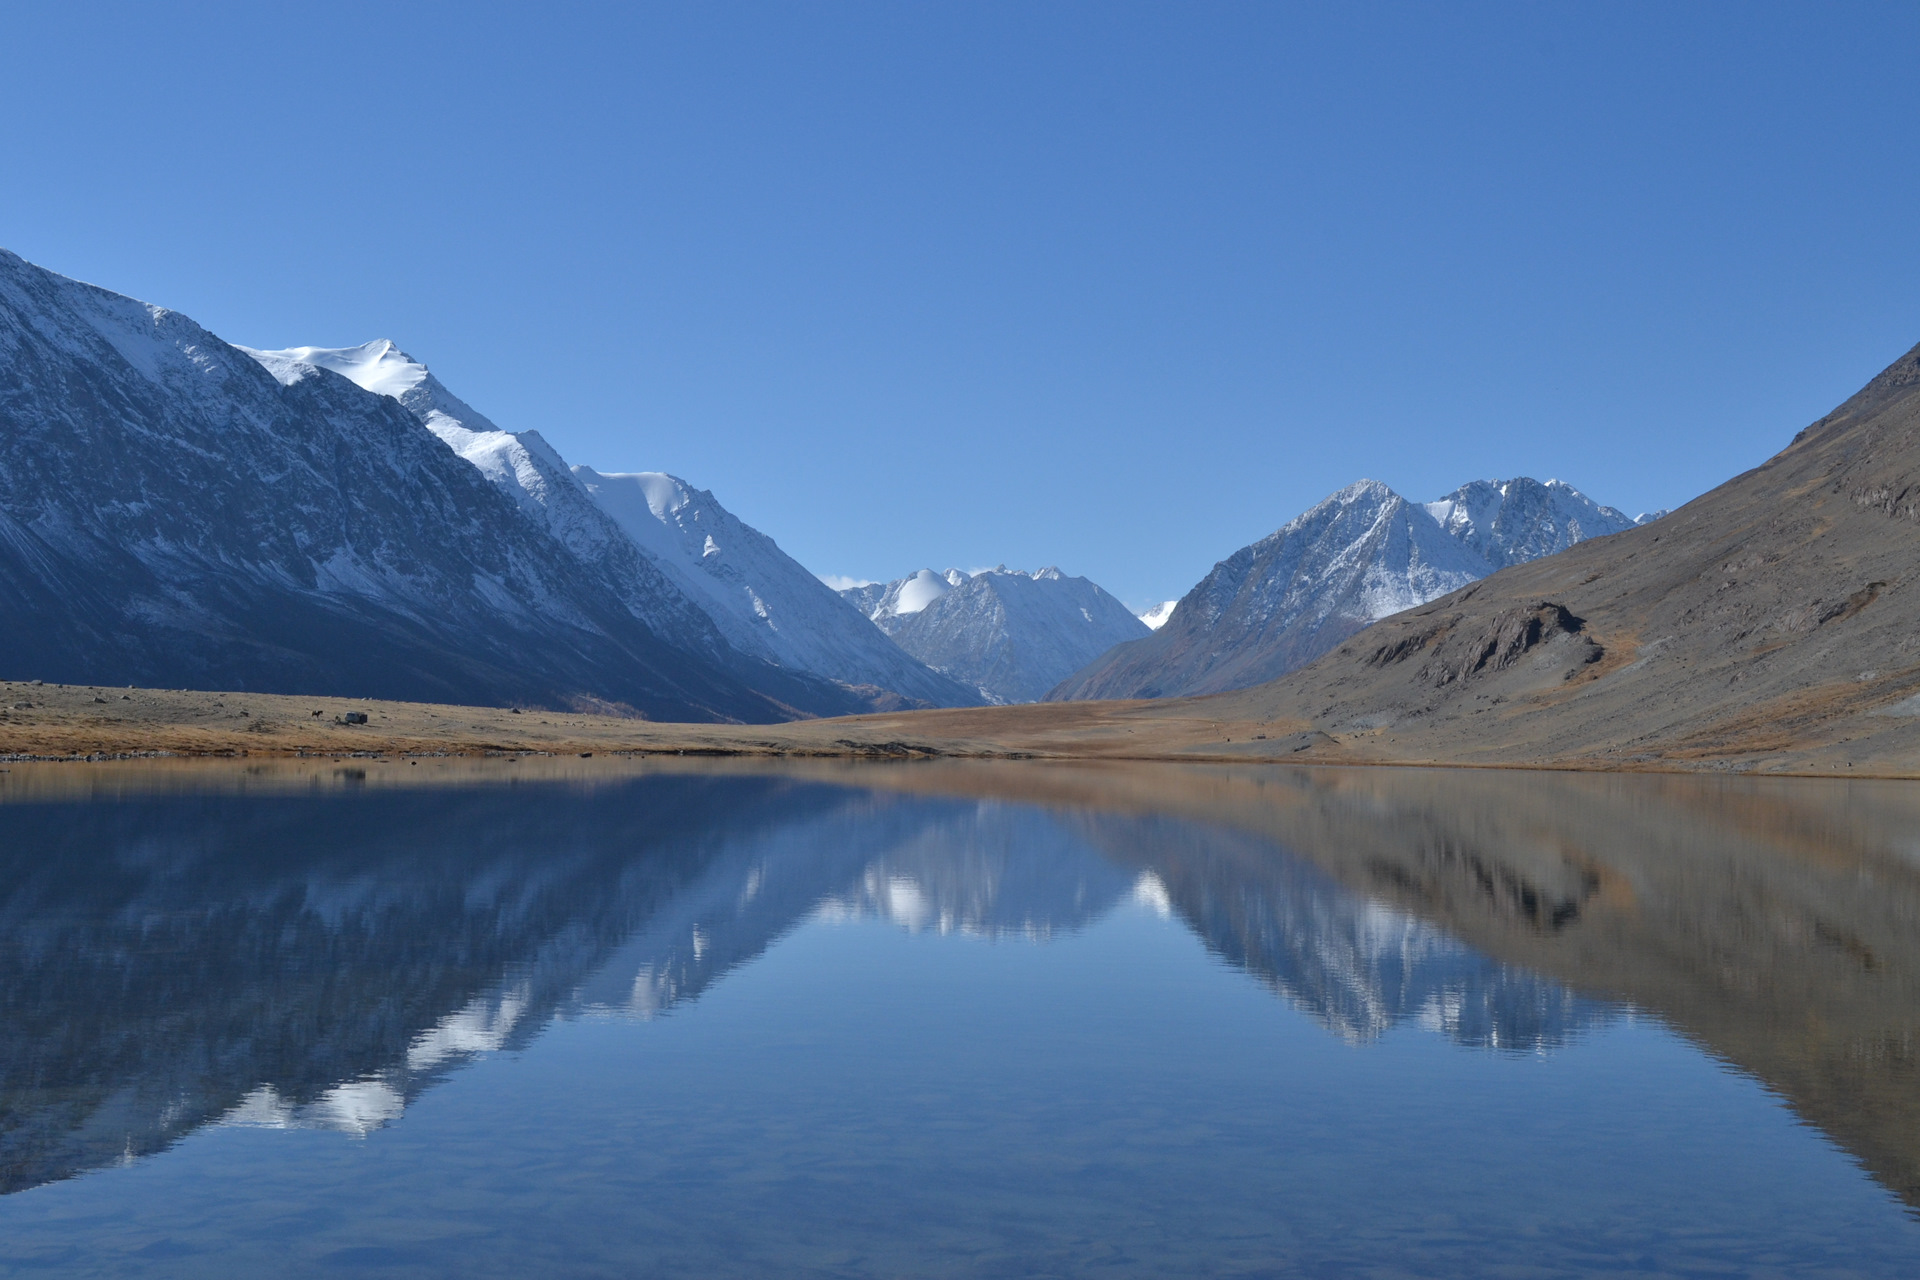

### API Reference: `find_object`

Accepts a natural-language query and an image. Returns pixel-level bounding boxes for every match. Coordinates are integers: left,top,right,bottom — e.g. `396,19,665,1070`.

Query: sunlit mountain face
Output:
0,772,1608,1196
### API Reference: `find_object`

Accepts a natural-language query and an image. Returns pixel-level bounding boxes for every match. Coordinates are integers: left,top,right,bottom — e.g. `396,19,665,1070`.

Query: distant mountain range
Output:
841,566,1147,703
568,469,981,709
1051,476,1652,701
244,339,983,714
0,248,1666,719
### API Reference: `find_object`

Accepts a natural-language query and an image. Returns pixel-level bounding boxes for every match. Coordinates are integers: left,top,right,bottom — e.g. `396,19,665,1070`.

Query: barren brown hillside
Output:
1201,339,1920,772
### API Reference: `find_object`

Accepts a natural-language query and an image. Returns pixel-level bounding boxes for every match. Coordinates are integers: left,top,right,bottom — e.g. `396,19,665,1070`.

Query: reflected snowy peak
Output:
0,773,1630,1193
1072,813,1613,1050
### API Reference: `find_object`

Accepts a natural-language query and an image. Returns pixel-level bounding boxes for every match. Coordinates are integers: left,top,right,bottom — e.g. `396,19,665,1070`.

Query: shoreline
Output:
0,677,1915,780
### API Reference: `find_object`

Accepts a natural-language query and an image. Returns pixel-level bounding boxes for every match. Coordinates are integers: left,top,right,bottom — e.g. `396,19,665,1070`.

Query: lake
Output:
0,757,1915,1277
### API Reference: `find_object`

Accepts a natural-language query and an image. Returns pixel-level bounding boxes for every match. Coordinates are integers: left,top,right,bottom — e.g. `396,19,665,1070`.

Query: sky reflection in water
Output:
0,761,1915,1277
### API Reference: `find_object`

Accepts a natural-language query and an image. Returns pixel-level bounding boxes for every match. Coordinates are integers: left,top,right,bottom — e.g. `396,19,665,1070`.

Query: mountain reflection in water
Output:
0,760,1914,1222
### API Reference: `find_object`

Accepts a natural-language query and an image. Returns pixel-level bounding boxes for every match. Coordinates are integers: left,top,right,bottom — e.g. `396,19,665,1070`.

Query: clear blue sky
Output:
6,3,1920,609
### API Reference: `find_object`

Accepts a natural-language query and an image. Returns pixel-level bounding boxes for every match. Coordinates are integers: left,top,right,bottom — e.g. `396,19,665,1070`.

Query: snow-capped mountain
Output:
240,341,734,659
842,569,969,635
1423,477,1637,569
1138,600,1178,631
1051,476,1643,701
246,340,977,710
845,567,1148,703
573,469,980,708
0,251,858,718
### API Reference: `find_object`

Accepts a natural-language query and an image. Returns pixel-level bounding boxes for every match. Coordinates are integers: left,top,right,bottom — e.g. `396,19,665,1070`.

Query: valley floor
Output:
2,677,1917,779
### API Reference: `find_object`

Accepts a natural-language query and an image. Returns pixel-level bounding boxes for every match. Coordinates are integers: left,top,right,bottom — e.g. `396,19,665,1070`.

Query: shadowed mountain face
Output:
0,769,1608,1198
238,338,978,712
1209,342,1920,768
0,252,861,721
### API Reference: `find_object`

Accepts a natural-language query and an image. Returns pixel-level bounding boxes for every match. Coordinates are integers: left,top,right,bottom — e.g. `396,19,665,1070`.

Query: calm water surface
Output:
0,759,1916,1277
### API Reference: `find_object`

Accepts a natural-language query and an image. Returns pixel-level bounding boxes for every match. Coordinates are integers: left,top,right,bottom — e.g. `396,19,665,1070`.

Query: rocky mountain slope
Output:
248,340,975,711
574,469,979,708
1198,340,1920,768
1052,476,1638,701
1423,477,1641,568
1052,481,1489,699
0,252,852,719
845,567,1147,702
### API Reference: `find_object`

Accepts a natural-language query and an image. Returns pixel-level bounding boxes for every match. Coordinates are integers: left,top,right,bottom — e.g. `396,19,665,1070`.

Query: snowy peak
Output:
242,340,977,710
245,339,432,401
1424,477,1636,570
1229,479,1491,626
242,341,658,579
843,568,969,634
243,339,507,439
896,568,957,616
846,566,1148,703
1052,472,1641,702
1138,601,1179,631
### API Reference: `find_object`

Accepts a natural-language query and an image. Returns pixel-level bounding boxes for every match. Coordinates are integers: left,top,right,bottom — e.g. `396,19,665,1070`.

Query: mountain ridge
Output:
1176,336,1920,769
1051,475,1638,702
844,566,1147,703
0,252,856,720
575,469,980,709
244,339,979,712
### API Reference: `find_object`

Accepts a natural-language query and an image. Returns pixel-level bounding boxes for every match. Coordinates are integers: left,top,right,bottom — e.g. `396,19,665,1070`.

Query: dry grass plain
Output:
2,669,1917,778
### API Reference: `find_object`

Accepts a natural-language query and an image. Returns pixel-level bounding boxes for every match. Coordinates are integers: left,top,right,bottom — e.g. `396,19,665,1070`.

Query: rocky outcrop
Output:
1362,601,1601,688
